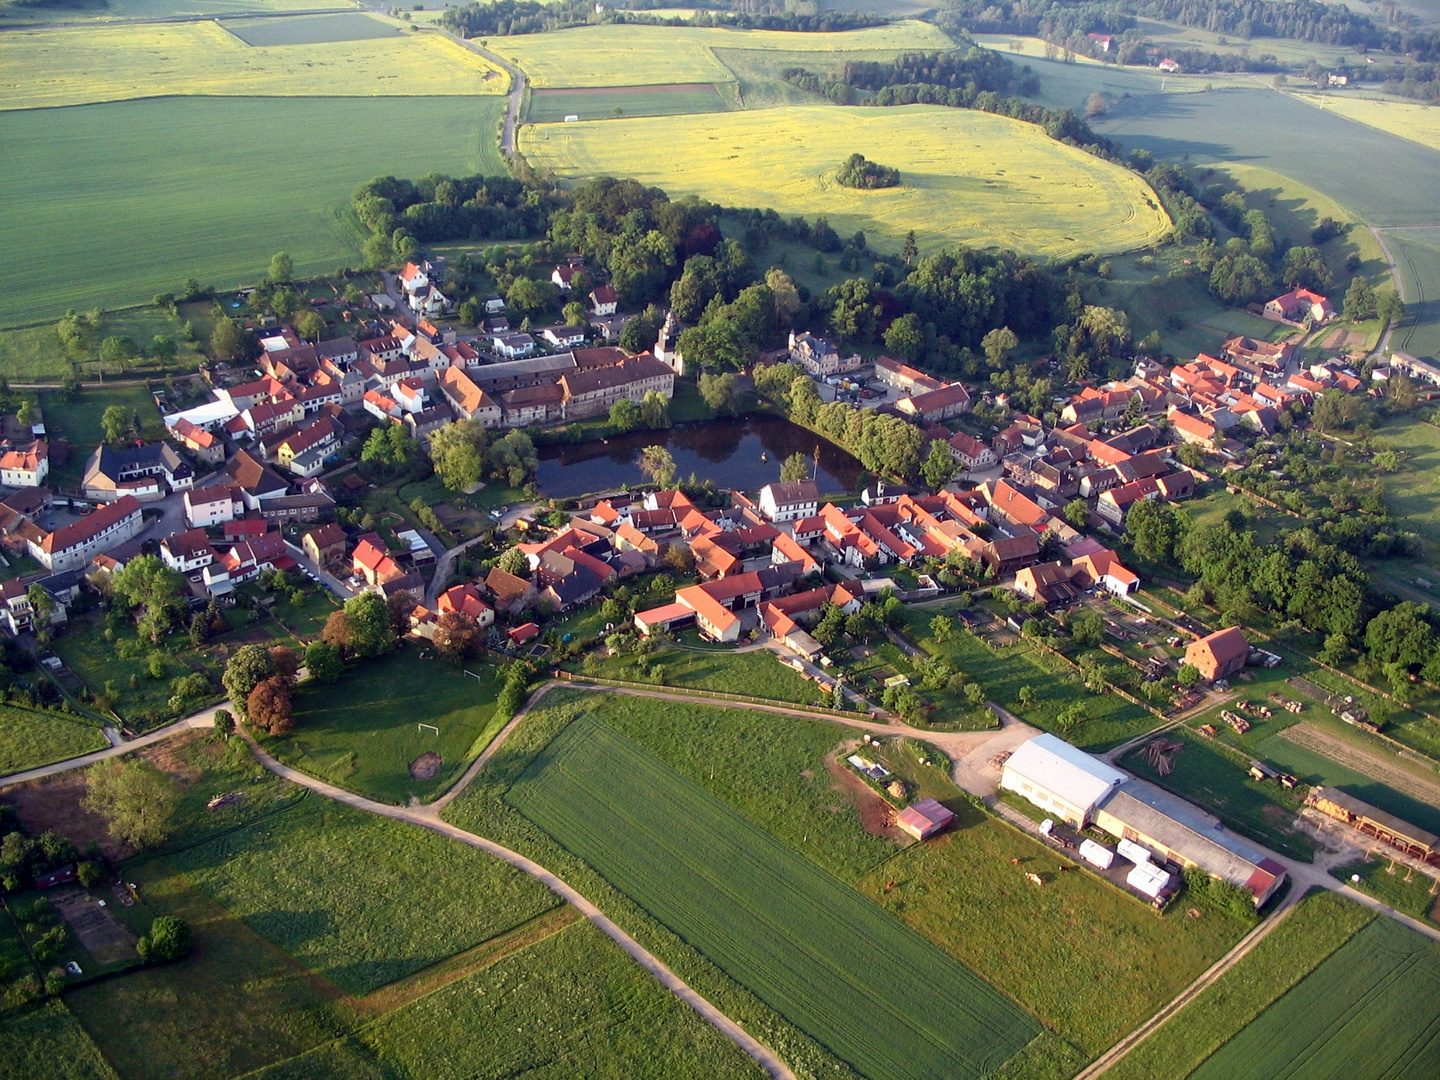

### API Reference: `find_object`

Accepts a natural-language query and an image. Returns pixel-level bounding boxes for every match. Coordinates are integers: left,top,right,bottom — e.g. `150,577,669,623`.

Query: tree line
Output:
437,0,884,38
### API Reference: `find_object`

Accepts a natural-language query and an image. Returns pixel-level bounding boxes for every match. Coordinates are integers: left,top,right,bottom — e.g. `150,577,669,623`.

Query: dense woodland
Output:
437,0,883,38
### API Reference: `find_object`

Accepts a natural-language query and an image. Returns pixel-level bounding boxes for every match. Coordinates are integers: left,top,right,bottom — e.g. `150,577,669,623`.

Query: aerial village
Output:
0,257,1432,924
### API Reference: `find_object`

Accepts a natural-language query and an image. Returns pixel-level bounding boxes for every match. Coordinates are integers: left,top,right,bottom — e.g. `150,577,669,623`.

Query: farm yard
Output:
0,19,507,111
521,105,1173,258
0,95,506,325
525,83,729,123
524,103,1175,260
506,713,1043,1080
1189,916,1440,1079
167,793,561,994
495,20,953,87
270,647,508,804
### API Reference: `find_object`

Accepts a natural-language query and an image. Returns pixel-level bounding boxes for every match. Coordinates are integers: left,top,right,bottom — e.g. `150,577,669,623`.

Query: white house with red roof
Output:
1264,288,1333,325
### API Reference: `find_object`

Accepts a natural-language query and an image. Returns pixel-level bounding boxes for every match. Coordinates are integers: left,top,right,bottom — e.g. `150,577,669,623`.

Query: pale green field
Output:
0,19,507,110
522,104,1172,257
496,19,954,87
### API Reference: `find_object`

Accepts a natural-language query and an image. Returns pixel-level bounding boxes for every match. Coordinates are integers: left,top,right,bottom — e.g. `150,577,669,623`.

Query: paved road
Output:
284,540,355,600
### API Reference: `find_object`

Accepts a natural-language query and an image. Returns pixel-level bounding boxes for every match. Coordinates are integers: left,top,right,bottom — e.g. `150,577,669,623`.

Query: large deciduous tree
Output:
84,759,180,848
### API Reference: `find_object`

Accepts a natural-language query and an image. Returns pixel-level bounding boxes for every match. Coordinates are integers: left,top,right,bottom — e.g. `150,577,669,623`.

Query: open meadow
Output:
0,1001,120,1080
572,643,832,709
245,921,767,1080
0,704,107,776
506,713,1042,1080
522,104,1172,258
1293,93,1440,156
496,20,953,87
1189,915,1440,1079
1105,891,1375,1080
167,793,561,994
0,95,505,325
0,18,506,110
271,648,506,804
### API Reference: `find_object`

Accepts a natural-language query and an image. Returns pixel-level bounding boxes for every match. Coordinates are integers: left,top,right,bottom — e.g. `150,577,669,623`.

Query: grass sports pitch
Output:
497,20,953,87
506,713,1042,1080
527,83,728,123
0,96,506,325
522,104,1171,258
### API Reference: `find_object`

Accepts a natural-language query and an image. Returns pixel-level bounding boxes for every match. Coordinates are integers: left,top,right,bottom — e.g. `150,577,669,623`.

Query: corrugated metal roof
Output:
1003,733,1127,812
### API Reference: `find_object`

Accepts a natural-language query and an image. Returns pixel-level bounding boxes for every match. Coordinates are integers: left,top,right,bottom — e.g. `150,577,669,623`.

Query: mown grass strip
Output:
506,713,1041,1080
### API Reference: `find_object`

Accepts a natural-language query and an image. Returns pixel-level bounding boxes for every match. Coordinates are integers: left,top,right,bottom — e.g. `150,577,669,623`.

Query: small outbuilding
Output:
896,798,956,840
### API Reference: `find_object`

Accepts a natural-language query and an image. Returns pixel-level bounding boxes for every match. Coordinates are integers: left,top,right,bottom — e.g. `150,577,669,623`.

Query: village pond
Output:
536,414,865,499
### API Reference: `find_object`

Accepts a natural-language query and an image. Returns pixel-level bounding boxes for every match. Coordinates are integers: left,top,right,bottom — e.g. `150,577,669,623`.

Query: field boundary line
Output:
231,715,799,1080
1074,900,1302,1080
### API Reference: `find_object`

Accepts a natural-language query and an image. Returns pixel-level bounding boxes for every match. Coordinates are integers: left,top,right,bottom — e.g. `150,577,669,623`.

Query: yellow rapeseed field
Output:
1296,94,1440,155
498,20,953,87
0,21,508,110
521,105,1172,257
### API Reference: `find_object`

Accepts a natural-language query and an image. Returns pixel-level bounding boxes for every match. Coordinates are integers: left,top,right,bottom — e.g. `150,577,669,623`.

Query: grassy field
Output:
65,857,354,1080
0,1001,121,1080
270,648,506,804
507,713,1042,1080
497,20,953,87
1333,858,1440,922
526,83,728,122
0,20,506,110
523,104,1172,259
1104,891,1374,1080
1190,915,1440,1079
858,808,1251,1057
1294,93,1440,156
900,604,1157,751
0,304,208,382
1,96,506,325
0,704,107,775
224,12,400,47
1123,731,1316,861
246,921,767,1080
1375,415,1440,562
1093,88,1440,230
549,687,898,880
574,644,832,708
167,794,561,994
1386,227,1440,362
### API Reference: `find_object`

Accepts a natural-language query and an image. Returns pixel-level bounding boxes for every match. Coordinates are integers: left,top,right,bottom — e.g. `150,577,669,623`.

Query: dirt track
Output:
1278,723,1440,810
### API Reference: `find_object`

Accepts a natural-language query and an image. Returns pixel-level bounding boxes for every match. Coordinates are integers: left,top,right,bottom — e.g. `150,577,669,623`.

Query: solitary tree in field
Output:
247,677,293,735
100,405,129,445
84,759,180,848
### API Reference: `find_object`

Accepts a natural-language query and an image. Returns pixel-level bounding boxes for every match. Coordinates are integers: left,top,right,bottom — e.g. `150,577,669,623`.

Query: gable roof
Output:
1005,733,1127,811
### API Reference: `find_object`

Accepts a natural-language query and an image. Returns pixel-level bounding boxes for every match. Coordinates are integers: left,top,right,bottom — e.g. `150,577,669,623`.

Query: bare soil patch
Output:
1279,722,1440,810
51,886,137,966
825,746,905,842
409,751,442,780
4,772,130,860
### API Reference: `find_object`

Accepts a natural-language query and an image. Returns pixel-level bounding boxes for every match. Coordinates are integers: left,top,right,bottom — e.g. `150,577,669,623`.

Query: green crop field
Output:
1105,891,1375,1080
506,713,1042,1080
498,20,953,87
545,688,897,880
0,705,107,776
246,921,766,1080
899,604,1156,751
167,794,561,994
0,21,505,110
523,104,1172,259
526,83,728,123
0,1001,120,1080
271,648,506,804
1189,916,1440,1079
1,96,506,326
223,12,401,47
1387,227,1440,362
